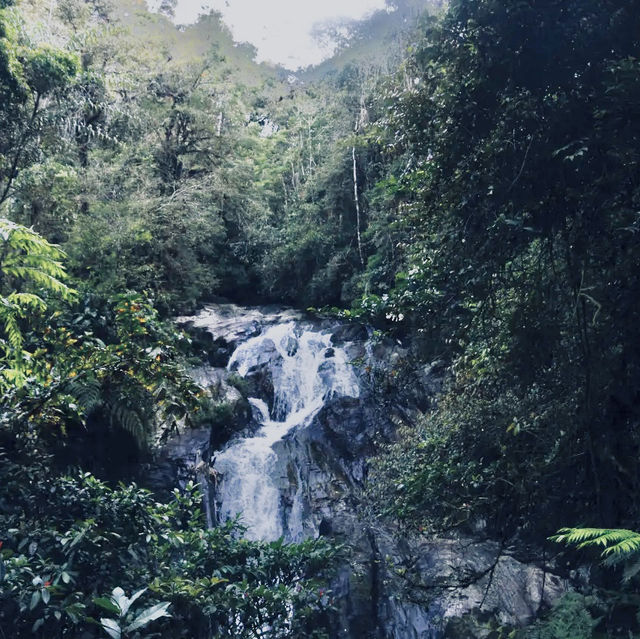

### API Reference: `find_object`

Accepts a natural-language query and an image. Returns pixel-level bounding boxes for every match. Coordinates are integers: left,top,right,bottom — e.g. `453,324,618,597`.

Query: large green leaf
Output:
93,597,121,616
124,601,171,633
100,617,121,639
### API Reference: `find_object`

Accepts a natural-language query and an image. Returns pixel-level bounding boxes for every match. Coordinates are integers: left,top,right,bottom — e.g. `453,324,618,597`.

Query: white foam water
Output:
214,322,359,541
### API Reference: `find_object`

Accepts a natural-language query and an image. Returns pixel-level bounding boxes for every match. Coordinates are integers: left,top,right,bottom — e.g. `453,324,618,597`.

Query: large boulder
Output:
331,322,369,345
229,337,283,411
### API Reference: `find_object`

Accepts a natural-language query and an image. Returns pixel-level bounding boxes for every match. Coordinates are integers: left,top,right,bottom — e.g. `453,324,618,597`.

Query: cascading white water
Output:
214,322,359,541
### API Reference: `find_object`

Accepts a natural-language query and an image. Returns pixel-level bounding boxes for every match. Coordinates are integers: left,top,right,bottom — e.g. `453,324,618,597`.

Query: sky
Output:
172,0,388,68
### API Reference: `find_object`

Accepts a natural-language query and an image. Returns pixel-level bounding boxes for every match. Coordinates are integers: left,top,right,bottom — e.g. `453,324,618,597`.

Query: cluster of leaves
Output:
95,586,171,639
553,528,640,582
0,254,205,468
515,593,601,639
0,454,335,638
0,0,78,208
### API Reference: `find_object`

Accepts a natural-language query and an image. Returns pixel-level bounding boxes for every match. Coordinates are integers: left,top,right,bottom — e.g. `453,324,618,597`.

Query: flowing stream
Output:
214,321,360,541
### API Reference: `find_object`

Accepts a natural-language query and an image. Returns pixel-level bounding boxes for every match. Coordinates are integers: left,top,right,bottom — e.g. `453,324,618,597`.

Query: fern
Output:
552,527,640,576
7,292,47,310
0,218,76,369
0,219,75,293
64,376,102,414
109,396,148,449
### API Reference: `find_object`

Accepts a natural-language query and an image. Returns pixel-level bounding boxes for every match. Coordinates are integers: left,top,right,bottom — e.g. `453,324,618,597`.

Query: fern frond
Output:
552,527,640,562
1,366,26,386
0,220,66,259
3,253,67,273
4,266,73,297
0,218,75,297
0,299,25,349
0,219,77,371
64,376,102,413
601,533,640,558
7,292,46,311
109,398,147,448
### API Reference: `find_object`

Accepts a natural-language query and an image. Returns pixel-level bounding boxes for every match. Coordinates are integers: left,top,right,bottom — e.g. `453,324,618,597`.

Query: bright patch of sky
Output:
172,0,388,68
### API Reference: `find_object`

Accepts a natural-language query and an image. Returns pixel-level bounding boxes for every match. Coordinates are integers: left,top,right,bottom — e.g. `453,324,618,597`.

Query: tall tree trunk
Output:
353,106,365,268
352,144,364,268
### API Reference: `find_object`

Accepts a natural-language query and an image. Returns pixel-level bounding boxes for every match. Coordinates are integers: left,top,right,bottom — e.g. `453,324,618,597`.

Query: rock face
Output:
160,305,569,638
145,427,212,498
176,304,306,366
271,392,568,638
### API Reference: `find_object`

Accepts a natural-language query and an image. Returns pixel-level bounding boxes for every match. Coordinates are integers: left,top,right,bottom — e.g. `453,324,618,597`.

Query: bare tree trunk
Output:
308,119,314,176
352,144,364,268
290,160,298,195
352,104,366,268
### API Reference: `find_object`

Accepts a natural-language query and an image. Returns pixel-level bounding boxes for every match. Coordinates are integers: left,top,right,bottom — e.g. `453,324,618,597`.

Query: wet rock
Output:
183,326,234,367
317,360,337,388
372,534,569,637
270,381,566,639
344,342,366,362
191,366,243,403
177,303,304,347
230,338,283,409
145,427,212,498
283,335,299,356
331,323,369,345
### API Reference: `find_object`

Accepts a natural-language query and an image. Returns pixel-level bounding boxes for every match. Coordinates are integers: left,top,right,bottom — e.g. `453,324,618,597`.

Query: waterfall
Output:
175,305,547,638
214,321,359,541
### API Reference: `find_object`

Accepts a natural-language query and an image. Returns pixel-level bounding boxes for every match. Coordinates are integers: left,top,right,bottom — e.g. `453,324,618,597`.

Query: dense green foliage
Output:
0,461,333,637
4,0,640,634
364,0,640,542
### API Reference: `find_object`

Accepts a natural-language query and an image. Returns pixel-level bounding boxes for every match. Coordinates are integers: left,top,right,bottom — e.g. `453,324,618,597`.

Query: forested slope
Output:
2,0,640,636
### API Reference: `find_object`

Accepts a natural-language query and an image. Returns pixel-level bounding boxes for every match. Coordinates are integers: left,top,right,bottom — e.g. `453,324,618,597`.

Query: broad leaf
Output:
124,601,171,632
93,597,122,616
100,617,121,639
110,586,146,617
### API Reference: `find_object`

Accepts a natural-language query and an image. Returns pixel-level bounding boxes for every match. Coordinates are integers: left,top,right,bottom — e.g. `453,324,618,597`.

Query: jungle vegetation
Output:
2,0,640,636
